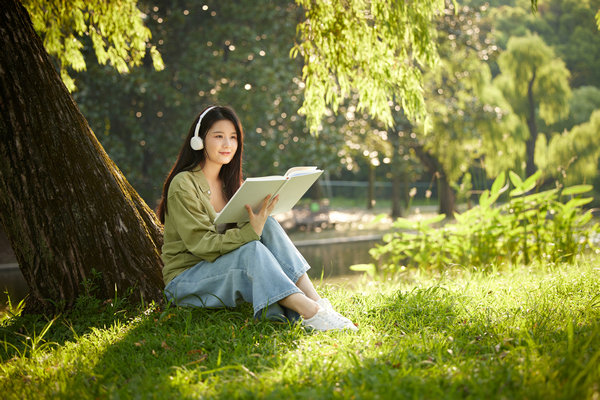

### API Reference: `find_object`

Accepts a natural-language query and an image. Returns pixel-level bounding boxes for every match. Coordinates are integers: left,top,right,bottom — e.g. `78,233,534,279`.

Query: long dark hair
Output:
157,106,244,223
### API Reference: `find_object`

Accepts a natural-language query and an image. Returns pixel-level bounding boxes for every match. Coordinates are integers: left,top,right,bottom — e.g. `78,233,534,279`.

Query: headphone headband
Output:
190,106,217,150
193,106,217,138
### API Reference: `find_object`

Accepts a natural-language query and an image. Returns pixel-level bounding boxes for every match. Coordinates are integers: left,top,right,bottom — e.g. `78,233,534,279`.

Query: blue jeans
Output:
164,217,310,320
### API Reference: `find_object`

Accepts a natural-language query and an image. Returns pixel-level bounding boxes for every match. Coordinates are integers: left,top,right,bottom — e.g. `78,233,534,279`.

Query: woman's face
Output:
203,119,238,167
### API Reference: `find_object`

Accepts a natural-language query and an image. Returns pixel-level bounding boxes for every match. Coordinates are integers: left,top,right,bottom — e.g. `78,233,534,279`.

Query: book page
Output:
214,178,287,224
213,167,323,225
243,175,285,181
284,166,318,177
272,170,323,214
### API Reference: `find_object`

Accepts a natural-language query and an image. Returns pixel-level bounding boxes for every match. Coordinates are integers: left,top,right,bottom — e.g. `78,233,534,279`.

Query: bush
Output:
352,171,600,277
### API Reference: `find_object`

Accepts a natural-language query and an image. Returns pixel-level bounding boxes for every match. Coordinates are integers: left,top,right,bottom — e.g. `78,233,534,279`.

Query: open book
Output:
214,166,323,225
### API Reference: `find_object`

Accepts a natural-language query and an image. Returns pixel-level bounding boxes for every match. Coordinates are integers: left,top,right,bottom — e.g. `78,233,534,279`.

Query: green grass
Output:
1,258,600,399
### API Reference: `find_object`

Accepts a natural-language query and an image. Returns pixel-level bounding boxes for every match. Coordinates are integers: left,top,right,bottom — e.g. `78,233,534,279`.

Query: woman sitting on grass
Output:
157,105,357,332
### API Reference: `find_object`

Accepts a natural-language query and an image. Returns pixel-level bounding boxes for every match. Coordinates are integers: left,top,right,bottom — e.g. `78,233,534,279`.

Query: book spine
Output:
271,177,290,199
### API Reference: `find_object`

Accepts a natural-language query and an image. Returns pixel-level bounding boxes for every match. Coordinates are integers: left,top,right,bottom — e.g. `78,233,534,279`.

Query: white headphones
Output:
190,106,217,150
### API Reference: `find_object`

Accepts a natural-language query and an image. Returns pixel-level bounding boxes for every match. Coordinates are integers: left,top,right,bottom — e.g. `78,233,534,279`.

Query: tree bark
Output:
525,69,538,178
0,0,164,312
412,145,455,217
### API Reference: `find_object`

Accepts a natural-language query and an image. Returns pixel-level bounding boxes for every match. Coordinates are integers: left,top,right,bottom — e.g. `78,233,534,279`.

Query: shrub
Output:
352,171,599,277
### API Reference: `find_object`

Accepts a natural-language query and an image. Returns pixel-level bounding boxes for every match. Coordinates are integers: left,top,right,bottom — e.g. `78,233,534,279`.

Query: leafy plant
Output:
353,171,599,276
0,292,26,324
1,317,57,360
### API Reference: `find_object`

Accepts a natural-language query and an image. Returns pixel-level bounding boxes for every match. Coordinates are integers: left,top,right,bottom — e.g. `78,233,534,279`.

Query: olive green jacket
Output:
161,169,259,285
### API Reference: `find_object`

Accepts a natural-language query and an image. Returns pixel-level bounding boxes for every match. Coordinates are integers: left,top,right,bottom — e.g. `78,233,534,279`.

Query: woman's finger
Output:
258,195,272,214
266,195,279,212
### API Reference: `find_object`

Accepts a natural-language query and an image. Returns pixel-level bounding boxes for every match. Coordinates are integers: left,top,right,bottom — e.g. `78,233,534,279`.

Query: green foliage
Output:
548,85,600,133
531,0,538,12
2,262,600,398
72,1,345,202
495,34,571,125
491,33,572,176
337,2,521,215
293,0,445,133
537,110,600,184
487,0,600,88
22,0,164,91
359,171,599,276
421,2,517,184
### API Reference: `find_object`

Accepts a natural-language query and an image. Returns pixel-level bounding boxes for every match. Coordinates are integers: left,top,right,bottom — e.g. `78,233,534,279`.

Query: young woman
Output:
157,105,357,332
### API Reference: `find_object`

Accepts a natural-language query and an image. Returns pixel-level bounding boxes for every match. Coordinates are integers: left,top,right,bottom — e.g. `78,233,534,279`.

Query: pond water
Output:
297,236,381,280
0,237,381,307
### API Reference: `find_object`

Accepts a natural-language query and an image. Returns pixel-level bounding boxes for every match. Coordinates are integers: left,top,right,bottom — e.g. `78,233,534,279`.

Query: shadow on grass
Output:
2,283,599,399
1,298,308,397
0,294,139,358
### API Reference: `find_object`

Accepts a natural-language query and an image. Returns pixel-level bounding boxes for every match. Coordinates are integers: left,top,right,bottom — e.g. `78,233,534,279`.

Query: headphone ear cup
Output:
190,136,204,150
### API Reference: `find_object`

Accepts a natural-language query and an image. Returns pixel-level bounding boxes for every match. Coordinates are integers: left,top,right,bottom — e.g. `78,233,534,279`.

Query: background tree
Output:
293,0,444,133
395,2,513,216
74,0,344,203
325,100,421,217
494,34,571,177
470,0,600,193
498,0,600,88
536,110,600,185
333,109,393,210
547,86,600,134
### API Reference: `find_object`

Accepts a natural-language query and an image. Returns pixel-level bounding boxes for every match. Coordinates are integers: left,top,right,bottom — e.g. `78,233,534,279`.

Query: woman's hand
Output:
245,194,279,236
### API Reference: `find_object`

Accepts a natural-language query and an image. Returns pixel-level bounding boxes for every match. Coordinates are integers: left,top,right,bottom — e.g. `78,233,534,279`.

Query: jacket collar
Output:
190,168,211,195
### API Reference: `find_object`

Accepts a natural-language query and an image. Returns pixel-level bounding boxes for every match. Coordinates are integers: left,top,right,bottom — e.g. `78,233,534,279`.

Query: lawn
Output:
1,258,599,399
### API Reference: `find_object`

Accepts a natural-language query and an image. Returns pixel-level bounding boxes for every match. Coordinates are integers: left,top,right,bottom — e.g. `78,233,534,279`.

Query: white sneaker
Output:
317,298,333,311
317,298,356,328
302,307,358,332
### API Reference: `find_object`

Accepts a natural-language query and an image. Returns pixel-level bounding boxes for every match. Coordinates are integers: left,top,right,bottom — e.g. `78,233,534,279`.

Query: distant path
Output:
0,263,18,271
294,234,384,247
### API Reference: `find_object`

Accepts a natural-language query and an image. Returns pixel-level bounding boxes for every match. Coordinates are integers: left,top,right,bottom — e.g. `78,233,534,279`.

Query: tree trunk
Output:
525,69,537,178
412,145,455,217
391,172,403,219
389,128,403,219
366,163,375,209
436,173,456,217
0,0,164,313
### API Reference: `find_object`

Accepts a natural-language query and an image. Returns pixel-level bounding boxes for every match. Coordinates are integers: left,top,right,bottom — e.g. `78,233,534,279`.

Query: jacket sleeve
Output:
167,189,260,262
